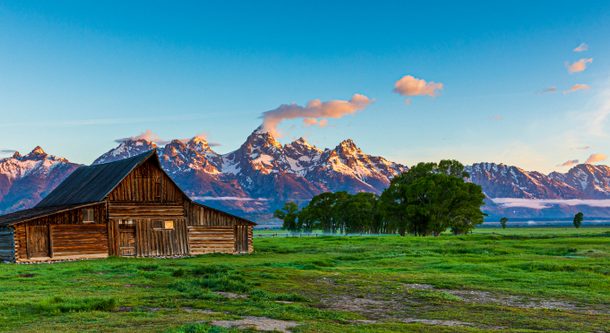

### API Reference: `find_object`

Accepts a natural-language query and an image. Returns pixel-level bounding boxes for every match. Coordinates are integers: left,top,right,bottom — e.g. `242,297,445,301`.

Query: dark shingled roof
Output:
36,150,156,208
0,203,102,227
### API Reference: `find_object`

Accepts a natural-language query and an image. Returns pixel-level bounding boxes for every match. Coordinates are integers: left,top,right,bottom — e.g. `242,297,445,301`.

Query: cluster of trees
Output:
274,160,486,236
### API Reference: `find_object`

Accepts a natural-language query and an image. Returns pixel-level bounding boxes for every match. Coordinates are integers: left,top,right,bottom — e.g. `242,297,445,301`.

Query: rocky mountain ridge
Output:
3,130,610,223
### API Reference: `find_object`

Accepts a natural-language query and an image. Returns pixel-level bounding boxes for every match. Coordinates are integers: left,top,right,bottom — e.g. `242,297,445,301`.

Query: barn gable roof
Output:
36,150,157,208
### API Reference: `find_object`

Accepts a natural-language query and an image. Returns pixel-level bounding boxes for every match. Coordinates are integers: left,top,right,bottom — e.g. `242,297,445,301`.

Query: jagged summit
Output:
23,146,47,160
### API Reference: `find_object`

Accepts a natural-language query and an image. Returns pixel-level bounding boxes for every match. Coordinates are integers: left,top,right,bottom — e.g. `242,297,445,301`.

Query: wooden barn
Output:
0,150,255,263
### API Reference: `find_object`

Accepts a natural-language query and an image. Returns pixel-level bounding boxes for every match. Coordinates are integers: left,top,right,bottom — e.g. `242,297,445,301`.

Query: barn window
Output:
82,208,95,223
153,220,174,230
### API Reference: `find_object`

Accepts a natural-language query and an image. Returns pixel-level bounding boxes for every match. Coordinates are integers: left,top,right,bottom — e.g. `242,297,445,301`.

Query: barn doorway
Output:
27,225,50,258
235,225,248,253
118,220,136,256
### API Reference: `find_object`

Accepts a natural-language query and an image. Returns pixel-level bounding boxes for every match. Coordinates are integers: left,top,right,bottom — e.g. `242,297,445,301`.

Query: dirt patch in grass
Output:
401,318,476,327
215,291,248,299
212,316,299,332
402,283,608,314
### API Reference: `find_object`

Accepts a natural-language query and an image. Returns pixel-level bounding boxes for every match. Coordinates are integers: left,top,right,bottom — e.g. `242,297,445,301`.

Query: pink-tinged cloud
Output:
393,75,444,97
115,129,168,145
573,43,588,52
563,84,590,94
567,58,593,73
558,159,579,167
261,94,372,137
585,153,607,164
574,145,590,150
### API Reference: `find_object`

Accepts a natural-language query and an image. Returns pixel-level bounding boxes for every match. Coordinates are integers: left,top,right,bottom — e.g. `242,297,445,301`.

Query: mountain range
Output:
2,128,610,226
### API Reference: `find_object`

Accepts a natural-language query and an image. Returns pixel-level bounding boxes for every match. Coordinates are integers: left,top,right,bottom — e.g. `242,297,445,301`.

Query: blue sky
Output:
1,1,609,172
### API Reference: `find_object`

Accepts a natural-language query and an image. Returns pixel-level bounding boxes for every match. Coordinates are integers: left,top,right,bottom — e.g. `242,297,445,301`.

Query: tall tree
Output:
500,217,508,229
379,160,485,236
573,212,584,229
274,202,300,232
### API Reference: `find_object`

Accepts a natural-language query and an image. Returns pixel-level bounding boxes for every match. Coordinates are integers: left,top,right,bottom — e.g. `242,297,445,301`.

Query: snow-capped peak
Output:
23,146,48,160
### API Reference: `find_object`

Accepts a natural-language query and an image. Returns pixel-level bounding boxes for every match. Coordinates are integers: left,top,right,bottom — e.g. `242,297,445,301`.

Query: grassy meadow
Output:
0,227,608,332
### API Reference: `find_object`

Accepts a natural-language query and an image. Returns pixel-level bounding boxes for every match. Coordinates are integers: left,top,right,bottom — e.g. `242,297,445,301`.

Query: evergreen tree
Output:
573,212,584,229
500,217,508,229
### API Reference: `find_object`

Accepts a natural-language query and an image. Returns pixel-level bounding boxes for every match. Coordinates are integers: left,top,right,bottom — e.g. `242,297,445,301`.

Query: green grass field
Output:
0,228,608,332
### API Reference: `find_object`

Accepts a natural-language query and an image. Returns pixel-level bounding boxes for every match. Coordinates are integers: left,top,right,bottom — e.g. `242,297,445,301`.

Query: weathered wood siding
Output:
0,227,15,262
185,202,254,254
188,226,235,254
108,203,185,220
50,224,108,259
12,204,107,262
108,218,189,257
107,159,185,204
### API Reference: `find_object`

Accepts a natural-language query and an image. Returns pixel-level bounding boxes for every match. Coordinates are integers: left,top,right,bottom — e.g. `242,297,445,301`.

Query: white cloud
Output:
492,198,610,209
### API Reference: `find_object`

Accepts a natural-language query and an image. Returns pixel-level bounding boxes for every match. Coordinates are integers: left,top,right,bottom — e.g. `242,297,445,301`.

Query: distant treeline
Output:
275,160,486,236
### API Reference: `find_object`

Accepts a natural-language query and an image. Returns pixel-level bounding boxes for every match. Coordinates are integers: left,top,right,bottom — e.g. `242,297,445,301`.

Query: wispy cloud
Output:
573,145,590,150
588,83,610,136
260,94,372,137
115,130,169,145
0,149,17,153
558,159,579,167
393,75,443,105
492,198,610,209
538,86,557,94
573,43,589,52
563,84,590,94
567,58,593,73
490,114,504,121
585,153,607,164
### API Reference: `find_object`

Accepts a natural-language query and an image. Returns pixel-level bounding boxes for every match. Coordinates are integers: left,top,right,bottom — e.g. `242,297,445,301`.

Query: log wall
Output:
0,227,14,262
188,226,235,254
185,202,254,254
50,224,108,259
12,204,107,262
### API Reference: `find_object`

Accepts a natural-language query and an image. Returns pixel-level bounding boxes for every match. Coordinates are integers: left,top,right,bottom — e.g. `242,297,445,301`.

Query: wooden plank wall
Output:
107,160,185,203
51,224,108,259
188,225,235,254
186,202,249,227
0,227,14,262
12,204,107,262
185,202,254,254
108,203,184,220
135,218,189,257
